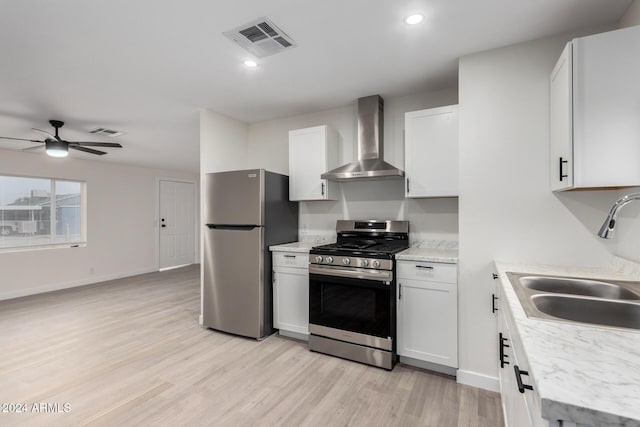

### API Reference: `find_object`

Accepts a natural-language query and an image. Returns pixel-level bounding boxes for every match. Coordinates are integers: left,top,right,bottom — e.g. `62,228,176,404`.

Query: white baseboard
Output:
456,370,500,393
0,267,158,301
278,329,309,341
159,263,192,272
399,356,457,377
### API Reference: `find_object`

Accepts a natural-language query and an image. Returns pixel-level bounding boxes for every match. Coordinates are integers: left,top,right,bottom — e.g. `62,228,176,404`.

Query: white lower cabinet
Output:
272,252,309,339
397,261,457,369
497,286,560,427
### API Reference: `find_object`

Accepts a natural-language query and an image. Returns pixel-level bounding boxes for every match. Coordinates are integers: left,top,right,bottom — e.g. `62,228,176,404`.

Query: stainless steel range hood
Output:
321,95,404,181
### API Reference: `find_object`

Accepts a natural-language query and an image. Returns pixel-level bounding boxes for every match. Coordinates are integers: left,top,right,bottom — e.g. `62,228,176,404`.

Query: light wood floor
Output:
0,265,504,427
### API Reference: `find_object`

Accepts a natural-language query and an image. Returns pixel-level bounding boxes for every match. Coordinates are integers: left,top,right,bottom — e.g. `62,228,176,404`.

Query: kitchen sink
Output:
505,272,640,331
531,294,640,330
519,276,640,300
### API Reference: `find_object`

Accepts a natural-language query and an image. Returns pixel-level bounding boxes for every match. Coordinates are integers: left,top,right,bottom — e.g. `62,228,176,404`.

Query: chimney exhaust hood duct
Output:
321,95,404,181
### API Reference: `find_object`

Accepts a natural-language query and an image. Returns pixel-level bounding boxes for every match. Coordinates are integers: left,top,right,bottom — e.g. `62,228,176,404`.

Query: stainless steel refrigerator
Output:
203,169,298,339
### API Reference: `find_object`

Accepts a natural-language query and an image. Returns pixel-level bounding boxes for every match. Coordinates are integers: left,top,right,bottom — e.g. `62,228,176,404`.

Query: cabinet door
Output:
289,126,337,201
573,25,640,188
273,268,309,335
405,105,459,198
499,294,552,427
397,278,457,367
550,43,574,191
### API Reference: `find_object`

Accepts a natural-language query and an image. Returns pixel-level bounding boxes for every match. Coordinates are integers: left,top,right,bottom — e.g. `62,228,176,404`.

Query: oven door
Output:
309,266,395,344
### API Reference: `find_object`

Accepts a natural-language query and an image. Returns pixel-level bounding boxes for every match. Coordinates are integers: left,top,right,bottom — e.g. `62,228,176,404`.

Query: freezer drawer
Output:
203,226,265,338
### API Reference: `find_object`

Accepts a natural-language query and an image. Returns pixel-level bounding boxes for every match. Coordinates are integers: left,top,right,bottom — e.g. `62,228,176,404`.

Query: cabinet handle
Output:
416,265,434,270
559,157,568,181
492,294,498,313
321,182,325,196
499,333,510,368
399,283,402,300
284,255,296,258
406,178,410,193
514,365,533,393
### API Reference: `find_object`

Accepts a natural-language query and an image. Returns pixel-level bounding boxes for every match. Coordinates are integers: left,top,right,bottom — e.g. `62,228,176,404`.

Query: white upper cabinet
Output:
550,25,640,191
288,125,340,201
404,105,459,198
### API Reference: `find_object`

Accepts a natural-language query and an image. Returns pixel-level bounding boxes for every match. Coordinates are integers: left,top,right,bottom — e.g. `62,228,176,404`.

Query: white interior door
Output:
159,180,195,270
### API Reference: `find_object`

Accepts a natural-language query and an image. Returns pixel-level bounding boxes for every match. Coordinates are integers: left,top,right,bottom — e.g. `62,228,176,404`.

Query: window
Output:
0,175,86,250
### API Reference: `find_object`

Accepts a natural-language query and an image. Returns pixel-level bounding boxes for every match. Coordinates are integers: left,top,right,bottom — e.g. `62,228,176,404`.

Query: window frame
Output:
0,173,87,252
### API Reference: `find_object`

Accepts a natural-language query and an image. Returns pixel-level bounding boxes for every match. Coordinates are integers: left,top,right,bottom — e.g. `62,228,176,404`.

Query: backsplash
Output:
299,179,459,243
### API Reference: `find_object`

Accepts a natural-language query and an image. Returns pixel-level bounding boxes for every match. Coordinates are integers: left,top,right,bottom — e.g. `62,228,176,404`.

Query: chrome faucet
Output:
598,193,640,239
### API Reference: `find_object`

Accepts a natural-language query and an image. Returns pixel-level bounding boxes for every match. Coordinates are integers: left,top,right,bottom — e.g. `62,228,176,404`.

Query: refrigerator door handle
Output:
206,224,260,230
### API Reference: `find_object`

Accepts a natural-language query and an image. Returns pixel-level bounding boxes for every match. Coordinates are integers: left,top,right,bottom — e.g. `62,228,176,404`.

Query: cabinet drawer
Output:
397,261,456,283
272,252,309,269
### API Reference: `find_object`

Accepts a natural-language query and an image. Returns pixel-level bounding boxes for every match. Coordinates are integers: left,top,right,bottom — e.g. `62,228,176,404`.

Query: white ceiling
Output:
0,0,632,173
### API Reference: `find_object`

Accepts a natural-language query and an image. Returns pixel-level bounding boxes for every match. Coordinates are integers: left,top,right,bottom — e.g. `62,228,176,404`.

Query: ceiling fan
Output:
0,120,123,158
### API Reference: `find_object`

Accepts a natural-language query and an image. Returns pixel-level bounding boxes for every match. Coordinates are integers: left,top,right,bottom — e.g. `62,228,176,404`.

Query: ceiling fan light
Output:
45,140,68,158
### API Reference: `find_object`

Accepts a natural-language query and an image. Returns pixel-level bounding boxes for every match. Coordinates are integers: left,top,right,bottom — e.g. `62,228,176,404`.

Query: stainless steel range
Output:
308,220,409,370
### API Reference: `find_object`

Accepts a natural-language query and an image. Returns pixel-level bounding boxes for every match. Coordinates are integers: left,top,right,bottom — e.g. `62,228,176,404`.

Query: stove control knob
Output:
326,256,334,264
372,260,381,269
315,256,323,263
360,259,369,267
342,258,351,266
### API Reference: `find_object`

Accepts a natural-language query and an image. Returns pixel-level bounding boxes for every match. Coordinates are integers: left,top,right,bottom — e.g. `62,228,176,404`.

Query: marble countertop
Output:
270,239,459,262
397,240,458,263
494,261,640,427
269,241,317,253
396,247,458,264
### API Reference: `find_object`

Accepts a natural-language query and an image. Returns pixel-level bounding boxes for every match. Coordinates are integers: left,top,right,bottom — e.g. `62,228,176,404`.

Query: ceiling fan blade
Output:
70,145,107,155
67,141,123,148
32,128,58,140
0,136,43,143
22,145,45,151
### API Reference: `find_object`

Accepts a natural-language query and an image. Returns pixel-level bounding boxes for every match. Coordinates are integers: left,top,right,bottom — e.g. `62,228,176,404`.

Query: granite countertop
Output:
494,261,640,427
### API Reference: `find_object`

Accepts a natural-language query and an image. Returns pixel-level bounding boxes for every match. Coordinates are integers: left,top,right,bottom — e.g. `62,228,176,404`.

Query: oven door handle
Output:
309,264,392,282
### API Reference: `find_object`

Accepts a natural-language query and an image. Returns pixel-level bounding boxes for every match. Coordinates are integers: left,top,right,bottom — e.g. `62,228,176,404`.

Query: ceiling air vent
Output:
223,17,297,58
89,128,124,138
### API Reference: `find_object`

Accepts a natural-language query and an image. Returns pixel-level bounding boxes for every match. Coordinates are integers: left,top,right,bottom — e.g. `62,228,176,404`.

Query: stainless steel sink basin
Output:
531,294,640,330
506,272,640,331
519,276,640,300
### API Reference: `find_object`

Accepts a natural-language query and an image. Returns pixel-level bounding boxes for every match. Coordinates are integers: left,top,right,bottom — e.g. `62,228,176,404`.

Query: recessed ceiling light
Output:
405,14,424,25
244,60,258,68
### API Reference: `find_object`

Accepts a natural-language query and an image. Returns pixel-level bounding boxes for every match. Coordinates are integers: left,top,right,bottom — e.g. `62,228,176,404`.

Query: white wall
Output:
616,189,640,262
0,148,198,300
457,32,620,386
200,108,249,174
620,0,640,27
246,89,460,241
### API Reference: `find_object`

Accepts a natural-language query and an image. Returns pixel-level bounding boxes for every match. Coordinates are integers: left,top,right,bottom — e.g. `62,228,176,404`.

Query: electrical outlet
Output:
89,267,95,275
